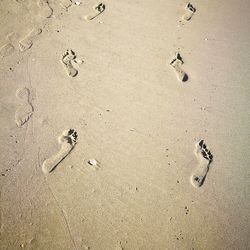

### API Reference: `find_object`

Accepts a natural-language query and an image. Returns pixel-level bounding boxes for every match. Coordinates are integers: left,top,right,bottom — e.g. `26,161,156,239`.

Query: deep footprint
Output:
61,49,83,77
42,129,78,174
19,28,42,52
170,52,188,82
190,140,213,188
182,3,196,21
38,0,53,18
15,87,34,127
84,3,105,20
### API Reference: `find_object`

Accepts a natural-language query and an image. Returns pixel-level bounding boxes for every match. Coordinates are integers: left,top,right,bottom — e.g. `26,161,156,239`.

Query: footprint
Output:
84,3,105,20
190,140,213,188
37,0,53,18
60,0,72,9
61,49,83,77
19,28,42,52
15,87,34,127
170,52,188,82
42,129,78,174
0,43,15,57
182,3,196,21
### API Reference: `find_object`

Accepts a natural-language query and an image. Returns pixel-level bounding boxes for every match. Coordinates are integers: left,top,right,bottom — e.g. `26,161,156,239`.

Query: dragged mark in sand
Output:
61,49,83,77
60,0,72,10
42,129,78,174
182,3,196,21
19,28,42,52
15,87,34,127
84,3,105,20
190,140,213,188
170,52,188,82
38,0,53,18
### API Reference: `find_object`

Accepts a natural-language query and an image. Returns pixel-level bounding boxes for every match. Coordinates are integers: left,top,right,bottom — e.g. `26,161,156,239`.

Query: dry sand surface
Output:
0,0,250,249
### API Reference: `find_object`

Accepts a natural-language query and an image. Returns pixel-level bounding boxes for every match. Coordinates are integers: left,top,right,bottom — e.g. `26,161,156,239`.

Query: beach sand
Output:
0,0,249,249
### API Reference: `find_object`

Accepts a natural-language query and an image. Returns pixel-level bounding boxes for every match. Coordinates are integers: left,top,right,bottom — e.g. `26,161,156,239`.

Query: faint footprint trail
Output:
38,0,53,18
42,129,78,174
15,87,34,127
170,52,188,82
61,49,83,77
182,3,196,21
19,28,42,52
190,140,213,188
84,3,105,20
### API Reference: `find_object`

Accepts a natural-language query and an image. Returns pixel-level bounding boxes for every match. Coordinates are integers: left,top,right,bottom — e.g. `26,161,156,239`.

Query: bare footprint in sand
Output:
182,3,196,21
19,28,42,52
190,140,213,188
170,52,188,82
37,0,53,18
42,129,78,174
61,49,83,77
15,87,34,127
84,3,105,20
0,43,15,57
60,0,72,10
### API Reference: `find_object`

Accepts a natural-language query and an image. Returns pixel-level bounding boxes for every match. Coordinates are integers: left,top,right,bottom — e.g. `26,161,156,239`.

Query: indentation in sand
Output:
61,49,83,77
170,52,188,82
84,3,105,20
0,43,15,57
60,0,73,10
19,28,42,52
190,140,213,188
182,3,196,21
37,0,53,18
42,129,78,174
15,87,34,127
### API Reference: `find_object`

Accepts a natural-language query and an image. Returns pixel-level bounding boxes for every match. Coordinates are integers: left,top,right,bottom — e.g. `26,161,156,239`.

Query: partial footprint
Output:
42,129,78,174
0,43,15,57
37,0,53,18
182,3,196,21
190,140,213,188
84,3,105,20
61,49,83,77
60,0,72,10
170,52,188,82
15,87,34,127
19,28,42,52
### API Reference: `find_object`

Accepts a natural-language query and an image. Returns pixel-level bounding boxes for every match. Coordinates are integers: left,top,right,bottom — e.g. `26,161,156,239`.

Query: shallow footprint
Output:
42,129,78,174
60,0,72,10
182,3,196,21
19,28,42,52
170,52,188,82
15,87,34,127
61,49,79,77
190,140,213,188
37,0,53,18
84,3,105,20
0,43,15,57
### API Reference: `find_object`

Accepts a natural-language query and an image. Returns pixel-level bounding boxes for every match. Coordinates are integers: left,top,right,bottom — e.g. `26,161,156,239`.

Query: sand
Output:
0,0,249,249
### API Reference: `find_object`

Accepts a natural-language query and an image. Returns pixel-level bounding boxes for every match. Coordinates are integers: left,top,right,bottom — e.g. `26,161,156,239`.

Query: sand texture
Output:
0,0,250,249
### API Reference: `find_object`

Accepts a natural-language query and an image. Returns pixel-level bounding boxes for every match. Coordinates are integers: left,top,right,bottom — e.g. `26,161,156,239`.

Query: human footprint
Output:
61,49,83,77
190,140,213,188
42,129,78,174
37,0,53,18
182,3,196,21
170,52,188,82
84,3,105,20
19,28,42,52
15,87,34,127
